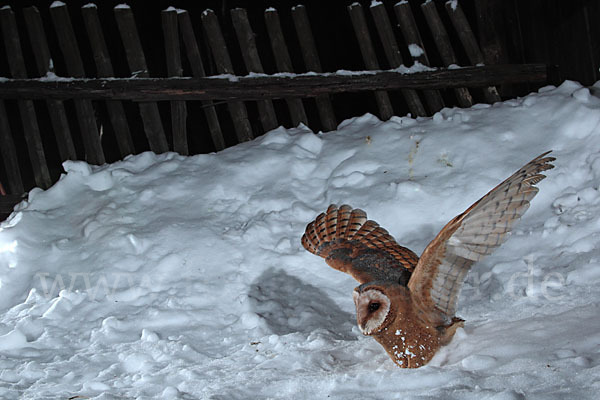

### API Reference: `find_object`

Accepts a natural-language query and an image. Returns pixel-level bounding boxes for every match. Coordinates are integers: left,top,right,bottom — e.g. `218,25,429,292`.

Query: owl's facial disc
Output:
353,288,390,335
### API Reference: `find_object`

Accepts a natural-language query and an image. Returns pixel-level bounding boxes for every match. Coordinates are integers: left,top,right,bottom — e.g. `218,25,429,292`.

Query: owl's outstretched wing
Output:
408,151,555,325
302,204,418,285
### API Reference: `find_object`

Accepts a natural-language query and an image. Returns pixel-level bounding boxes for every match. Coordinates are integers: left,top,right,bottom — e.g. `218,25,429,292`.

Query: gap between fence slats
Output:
81,3,135,158
230,8,278,133
0,6,52,189
23,6,77,162
201,9,253,143
49,3,105,165
421,1,473,108
445,0,501,103
114,5,169,154
369,2,427,117
177,10,225,151
162,8,188,155
347,3,394,121
394,1,445,114
0,100,24,193
291,5,337,131
264,8,309,127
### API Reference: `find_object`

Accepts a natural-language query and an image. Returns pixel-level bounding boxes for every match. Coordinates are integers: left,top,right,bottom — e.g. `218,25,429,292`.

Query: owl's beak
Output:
356,312,369,335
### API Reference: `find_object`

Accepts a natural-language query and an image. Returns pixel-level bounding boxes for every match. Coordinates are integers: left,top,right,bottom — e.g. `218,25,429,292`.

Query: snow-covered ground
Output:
1,81,600,399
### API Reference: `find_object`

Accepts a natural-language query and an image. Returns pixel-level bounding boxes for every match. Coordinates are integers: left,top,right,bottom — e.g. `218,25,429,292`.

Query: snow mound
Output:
1,81,600,398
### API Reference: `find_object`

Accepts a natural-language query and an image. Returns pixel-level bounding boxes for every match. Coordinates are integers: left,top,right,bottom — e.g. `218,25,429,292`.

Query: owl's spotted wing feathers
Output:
408,152,555,324
302,204,418,285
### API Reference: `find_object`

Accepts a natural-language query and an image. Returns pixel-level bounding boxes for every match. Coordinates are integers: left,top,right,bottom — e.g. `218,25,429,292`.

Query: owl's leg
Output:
439,317,465,345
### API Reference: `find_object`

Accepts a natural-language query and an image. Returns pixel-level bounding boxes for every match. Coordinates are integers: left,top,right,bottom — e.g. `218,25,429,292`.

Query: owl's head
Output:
353,283,396,335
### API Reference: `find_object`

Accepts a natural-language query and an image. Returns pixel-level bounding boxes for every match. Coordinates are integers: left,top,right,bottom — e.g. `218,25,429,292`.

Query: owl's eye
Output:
368,302,380,312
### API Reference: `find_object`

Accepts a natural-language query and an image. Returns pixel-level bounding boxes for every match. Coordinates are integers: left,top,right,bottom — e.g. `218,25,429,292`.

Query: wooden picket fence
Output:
0,1,551,210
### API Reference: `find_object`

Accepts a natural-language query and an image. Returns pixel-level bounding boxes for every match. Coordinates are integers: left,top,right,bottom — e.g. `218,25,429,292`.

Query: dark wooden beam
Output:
0,64,549,102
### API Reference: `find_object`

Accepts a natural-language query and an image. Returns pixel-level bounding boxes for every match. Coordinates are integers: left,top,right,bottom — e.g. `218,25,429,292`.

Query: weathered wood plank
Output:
0,6,52,189
291,5,337,131
49,2,105,165
230,8,278,133
177,10,225,151
369,2,427,116
264,8,308,127
394,1,445,113
201,8,253,143
0,64,549,101
162,8,188,155
421,1,473,108
81,3,135,158
348,3,394,120
114,4,169,153
0,100,24,193
23,6,77,162
445,0,502,103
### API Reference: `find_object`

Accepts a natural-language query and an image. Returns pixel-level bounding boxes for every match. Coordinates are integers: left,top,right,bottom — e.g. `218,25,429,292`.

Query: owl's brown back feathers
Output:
301,204,418,285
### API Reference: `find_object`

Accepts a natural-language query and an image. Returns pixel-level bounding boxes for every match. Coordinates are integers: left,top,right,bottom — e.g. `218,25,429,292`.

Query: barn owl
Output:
301,152,555,368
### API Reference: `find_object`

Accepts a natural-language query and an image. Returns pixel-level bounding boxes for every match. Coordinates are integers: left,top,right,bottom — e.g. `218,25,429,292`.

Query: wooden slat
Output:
264,8,308,127
421,1,473,108
23,6,77,162
81,3,135,158
0,6,52,189
393,1,445,114
0,193,27,217
369,2,427,117
0,64,550,101
162,8,188,155
230,8,278,133
201,8,253,143
291,5,336,131
49,2,105,165
445,0,501,103
0,100,24,193
177,10,225,151
114,4,169,153
347,3,393,121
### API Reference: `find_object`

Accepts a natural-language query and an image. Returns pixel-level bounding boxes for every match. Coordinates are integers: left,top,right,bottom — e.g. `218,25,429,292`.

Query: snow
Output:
447,0,459,11
49,1,65,8
408,43,425,58
114,4,130,10
82,3,97,9
38,72,75,82
1,81,600,399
